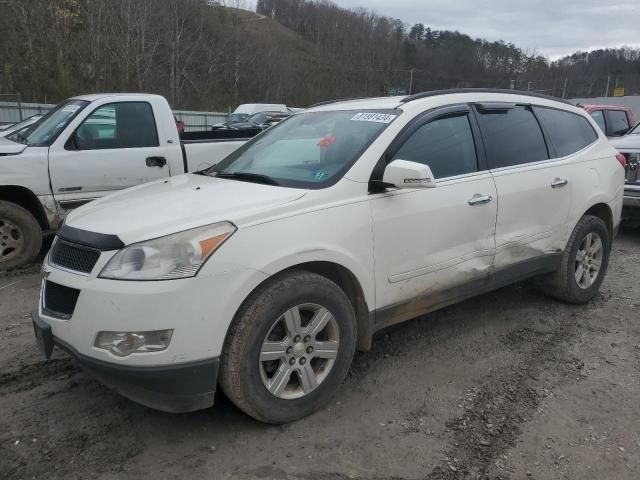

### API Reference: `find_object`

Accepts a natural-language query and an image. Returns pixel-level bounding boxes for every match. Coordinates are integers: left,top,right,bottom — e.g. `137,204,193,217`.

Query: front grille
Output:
50,239,100,274
624,153,639,184
43,281,80,319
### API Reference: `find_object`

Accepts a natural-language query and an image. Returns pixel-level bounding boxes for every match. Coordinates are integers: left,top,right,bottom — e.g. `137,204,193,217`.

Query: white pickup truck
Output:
0,93,255,269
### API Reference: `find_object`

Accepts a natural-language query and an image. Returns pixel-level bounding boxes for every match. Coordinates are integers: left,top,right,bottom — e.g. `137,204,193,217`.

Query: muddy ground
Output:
1,232,639,480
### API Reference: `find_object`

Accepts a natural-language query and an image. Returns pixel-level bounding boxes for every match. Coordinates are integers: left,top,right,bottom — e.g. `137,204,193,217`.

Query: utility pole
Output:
409,69,414,95
561,77,568,99
605,73,611,97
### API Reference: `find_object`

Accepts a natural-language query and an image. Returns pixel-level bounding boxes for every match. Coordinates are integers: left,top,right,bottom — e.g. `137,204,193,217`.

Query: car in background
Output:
610,122,640,225
580,104,636,137
0,114,44,138
211,103,291,129
211,112,250,130
222,111,290,131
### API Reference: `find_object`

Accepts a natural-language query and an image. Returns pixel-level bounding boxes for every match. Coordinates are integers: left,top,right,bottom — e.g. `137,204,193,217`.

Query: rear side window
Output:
590,110,606,132
605,110,630,136
391,114,478,179
534,107,598,157
475,105,548,169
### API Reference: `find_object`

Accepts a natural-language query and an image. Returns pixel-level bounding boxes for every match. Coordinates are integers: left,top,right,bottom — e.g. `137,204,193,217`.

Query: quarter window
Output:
534,107,598,157
476,105,548,169
590,110,606,133
391,114,478,179
72,102,159,150
605,110,630,136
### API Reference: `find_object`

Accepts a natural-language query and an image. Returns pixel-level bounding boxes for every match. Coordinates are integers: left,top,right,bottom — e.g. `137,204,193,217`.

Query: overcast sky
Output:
268,0,640,60
332,0,640,59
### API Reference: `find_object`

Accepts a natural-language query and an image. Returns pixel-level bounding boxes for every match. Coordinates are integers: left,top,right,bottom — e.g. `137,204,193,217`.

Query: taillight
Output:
616,153,628,169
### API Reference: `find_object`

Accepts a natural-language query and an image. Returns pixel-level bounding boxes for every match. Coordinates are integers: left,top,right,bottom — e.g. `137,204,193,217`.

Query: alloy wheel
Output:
259,303,340,399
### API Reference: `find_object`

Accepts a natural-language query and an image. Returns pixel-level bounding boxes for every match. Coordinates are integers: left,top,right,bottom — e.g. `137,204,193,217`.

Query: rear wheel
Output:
219,270,356,424
0,201,42,270
537,215,610,304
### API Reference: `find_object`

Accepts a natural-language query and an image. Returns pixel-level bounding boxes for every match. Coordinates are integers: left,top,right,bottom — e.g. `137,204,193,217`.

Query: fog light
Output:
95,330,173,357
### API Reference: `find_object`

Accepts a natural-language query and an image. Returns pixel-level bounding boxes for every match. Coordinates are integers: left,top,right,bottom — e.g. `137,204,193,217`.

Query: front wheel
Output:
0,201,42,270
538,215,611,304
219,270,356,423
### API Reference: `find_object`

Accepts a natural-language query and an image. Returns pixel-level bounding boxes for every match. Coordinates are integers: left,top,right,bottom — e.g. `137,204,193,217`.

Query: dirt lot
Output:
1,232,639,480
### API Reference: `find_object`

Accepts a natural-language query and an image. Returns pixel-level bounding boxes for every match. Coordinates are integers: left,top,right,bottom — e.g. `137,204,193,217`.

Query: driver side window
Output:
392,114,478,179
71,102,159,150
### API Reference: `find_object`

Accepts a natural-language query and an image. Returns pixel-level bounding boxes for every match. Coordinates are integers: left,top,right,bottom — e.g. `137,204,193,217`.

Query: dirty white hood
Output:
65,173,307,244
609,135,640,152
0,137,28,155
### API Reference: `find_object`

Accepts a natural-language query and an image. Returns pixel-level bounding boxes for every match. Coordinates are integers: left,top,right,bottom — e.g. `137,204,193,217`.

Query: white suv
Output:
32,90,625,423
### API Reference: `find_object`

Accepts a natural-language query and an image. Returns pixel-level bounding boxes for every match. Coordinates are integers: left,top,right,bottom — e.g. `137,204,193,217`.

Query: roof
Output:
69,93,165,102
307,89,578,113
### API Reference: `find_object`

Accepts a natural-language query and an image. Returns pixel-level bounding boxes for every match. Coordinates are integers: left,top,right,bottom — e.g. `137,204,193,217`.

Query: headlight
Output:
99,222,236,280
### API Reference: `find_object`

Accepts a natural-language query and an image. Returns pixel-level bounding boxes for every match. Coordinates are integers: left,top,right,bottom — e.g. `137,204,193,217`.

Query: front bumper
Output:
33,311,219,413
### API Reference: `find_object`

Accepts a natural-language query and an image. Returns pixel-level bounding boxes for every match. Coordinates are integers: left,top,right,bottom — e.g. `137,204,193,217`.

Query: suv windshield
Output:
9,99,89,146
209,109,398,188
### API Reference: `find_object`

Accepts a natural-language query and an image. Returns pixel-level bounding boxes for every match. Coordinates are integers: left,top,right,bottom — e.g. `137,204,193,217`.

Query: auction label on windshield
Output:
61,105,81,113
350,112,397,123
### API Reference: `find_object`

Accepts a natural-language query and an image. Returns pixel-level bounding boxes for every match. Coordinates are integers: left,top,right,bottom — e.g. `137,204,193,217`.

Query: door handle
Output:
468,194,493,206
551,178,568,188
146,156,167,168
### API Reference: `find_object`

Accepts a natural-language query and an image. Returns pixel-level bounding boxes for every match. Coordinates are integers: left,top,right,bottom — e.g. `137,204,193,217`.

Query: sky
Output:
246,0,640,60
333,0,640,59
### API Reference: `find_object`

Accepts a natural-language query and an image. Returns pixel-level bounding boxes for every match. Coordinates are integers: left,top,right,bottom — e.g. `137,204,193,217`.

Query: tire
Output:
537,215,611,304
219,270,357,424
0,201,42,270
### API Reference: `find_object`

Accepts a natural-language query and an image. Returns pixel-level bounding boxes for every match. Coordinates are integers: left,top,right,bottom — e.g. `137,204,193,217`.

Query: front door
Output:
48,101,173,211
370,106,497,329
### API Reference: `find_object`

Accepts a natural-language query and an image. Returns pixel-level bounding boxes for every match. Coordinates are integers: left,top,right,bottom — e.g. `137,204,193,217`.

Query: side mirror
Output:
382,159,436,189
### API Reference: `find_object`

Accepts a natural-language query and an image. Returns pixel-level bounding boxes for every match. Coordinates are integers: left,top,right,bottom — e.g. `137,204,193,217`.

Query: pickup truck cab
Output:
32,89,624,423
0,93,251,269
581,104,636,137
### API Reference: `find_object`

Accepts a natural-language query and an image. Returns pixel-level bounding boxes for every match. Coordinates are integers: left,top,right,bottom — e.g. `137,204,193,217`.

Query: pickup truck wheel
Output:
219,270,356,424
0,201,42,270
537,215,610,304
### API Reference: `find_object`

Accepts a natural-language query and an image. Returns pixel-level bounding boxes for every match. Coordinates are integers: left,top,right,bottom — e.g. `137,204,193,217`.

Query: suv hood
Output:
0,137,28,155
65,173,307,245
610,135,640,151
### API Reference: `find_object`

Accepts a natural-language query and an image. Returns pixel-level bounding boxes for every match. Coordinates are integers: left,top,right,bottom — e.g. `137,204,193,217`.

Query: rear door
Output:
48,101,174,211
474,103,573,270
370,105,497,325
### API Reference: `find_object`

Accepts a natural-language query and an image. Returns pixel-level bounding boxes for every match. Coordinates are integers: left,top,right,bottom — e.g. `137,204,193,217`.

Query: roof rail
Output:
309,97,365,108
400,88,573,106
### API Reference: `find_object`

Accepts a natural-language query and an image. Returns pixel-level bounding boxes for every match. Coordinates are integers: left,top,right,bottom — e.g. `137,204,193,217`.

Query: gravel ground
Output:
1,231,639,480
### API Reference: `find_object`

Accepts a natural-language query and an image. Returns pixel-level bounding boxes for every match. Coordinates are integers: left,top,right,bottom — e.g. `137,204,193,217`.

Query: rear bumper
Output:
33,311,219,413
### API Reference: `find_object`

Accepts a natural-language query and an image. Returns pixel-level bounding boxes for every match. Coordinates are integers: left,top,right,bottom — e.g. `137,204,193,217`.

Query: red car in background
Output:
580,104,637,137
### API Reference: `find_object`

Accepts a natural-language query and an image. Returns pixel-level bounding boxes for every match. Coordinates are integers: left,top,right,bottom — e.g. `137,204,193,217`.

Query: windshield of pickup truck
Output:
9,99,89,146
209,109,398,188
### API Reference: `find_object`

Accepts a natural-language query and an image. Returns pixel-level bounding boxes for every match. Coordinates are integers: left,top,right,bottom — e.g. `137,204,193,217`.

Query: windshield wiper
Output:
214,171,280,186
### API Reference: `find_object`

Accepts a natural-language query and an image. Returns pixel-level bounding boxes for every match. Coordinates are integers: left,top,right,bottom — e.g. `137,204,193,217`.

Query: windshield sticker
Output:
350,112,397,123
317,135,337,148
313,171,329,180
61,105,81,113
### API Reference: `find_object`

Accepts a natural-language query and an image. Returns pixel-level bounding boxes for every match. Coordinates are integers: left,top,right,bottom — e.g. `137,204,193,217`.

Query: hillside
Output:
0,0,638,110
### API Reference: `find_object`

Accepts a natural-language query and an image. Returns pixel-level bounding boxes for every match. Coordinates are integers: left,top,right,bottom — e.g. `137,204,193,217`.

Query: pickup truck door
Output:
370,106,497,330
48,101,178,211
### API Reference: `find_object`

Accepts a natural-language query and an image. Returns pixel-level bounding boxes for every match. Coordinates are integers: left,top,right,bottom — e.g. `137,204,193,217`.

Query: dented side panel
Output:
371,172,498,310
